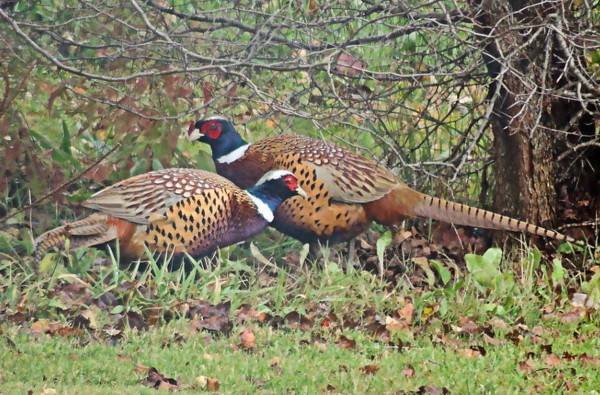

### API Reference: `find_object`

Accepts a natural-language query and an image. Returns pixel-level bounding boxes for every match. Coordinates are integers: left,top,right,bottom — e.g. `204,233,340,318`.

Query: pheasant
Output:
34,168,307,261
187,116,578,252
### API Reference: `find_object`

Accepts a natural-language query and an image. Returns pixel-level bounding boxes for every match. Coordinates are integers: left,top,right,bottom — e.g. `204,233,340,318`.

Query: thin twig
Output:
0,144,120,224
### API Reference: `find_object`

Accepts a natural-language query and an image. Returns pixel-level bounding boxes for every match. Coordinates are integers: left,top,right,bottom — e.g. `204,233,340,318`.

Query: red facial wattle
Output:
283,175,298,191
200,120,222,139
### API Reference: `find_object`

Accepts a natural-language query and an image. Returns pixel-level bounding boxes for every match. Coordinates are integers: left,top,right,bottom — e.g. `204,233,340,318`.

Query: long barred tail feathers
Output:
33,214,115,260
413,194,580,244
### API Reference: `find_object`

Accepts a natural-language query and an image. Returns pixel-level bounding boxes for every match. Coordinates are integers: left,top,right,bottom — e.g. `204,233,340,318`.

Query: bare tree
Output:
1,0,598,238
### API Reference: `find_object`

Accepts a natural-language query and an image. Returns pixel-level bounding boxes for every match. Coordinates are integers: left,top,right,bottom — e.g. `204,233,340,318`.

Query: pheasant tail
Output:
367,184,577,244
34,214,117,259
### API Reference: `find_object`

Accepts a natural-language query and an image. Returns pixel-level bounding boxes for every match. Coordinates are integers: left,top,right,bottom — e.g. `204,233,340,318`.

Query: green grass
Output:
2,320,598,394
0,241,599,394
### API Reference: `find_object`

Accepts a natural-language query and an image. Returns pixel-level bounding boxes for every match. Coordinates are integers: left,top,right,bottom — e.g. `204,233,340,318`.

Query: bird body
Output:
35,168,306,261
189,117,577,246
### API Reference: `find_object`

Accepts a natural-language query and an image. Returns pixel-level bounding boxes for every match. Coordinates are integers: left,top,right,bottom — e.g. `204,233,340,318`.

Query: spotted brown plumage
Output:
189,116,579,247
34,168,307,261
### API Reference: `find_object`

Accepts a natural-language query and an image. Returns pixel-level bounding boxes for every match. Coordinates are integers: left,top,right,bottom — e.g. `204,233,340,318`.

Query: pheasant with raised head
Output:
188,116,578,251
35,168,307,261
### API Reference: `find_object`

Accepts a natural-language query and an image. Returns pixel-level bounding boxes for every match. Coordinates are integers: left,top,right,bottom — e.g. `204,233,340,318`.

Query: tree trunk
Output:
473,0,597,242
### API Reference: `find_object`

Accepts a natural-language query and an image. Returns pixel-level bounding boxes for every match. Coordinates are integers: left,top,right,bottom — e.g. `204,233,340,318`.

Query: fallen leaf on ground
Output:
336,335,356,350
134,363,150,374
284,311,314,331
190,303,232,334
518,359,535,373
236,304,259,323
143,367,179,390
207,377,220,392
417,385,450,394
458,347,482,358
545,353,562,367
240,329,256,351
359,364,379,375
483,333,502,346
31,320,82,337
455,316,480,334
402,365,415,377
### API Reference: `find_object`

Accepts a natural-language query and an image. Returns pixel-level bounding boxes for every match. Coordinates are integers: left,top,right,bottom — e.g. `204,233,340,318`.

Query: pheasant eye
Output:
283,174,298,191
200,120,222,139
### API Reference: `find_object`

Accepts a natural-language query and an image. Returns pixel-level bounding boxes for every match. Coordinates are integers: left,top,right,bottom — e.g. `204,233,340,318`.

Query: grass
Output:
0,238,599,394
2,316,599,394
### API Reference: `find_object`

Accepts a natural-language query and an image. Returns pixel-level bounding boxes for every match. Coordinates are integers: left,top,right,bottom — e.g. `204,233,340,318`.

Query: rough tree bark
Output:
473,0,597,240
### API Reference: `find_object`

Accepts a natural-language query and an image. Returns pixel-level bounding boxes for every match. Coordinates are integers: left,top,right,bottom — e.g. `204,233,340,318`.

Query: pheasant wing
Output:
264,135,398,203
83,169,235,224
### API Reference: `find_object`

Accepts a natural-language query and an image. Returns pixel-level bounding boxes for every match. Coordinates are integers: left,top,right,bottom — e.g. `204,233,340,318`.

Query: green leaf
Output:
557,242,575,254
551,258,566,287
430,259,451,285
482,247,502,267
38,253,58,273
298,243,310,268
130,159,148,176
527,248,541,269
376,230,392,275
29,129,54,149
465,248,503,289
61,120,72,155
152,158,164,170
48,298,68,310
110,305,125,315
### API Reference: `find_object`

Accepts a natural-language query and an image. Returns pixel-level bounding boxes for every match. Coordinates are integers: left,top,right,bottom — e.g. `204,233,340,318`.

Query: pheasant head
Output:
245,170,307,222
188,116,248,164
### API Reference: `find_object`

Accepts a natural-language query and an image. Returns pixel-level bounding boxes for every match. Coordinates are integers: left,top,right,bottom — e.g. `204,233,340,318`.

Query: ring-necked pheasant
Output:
187,116,578,252
34,168,307,261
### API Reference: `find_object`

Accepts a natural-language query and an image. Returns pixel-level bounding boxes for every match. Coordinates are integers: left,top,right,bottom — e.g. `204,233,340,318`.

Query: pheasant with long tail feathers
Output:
35,168,307,261
188,116,578,252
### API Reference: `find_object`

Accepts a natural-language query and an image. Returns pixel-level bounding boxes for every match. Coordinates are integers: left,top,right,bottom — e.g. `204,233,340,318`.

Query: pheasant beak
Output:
187,121,204,141
295,186,308,199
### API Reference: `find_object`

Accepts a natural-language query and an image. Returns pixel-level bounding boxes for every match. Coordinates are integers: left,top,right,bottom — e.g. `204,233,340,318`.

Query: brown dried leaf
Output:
359,364,379,375
518,359,535,373
207,377,220,392
143,367,179,390
284,311,314,331
202,81,214,105
239,329,256,351
190,301,231,334
236,304,259,323
31,319,50,334
134,363,150,374
458,347,482,358
559,308,586,324
397,302,414,324
336,52,367,77
336,335,356,350
47,83,67,113
545,353,562,367
578,354,600,366
31,319,81,337
417,385,450,394
320,312,338,330
455,316,480,334
402,365,415,377
482,333,502,346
